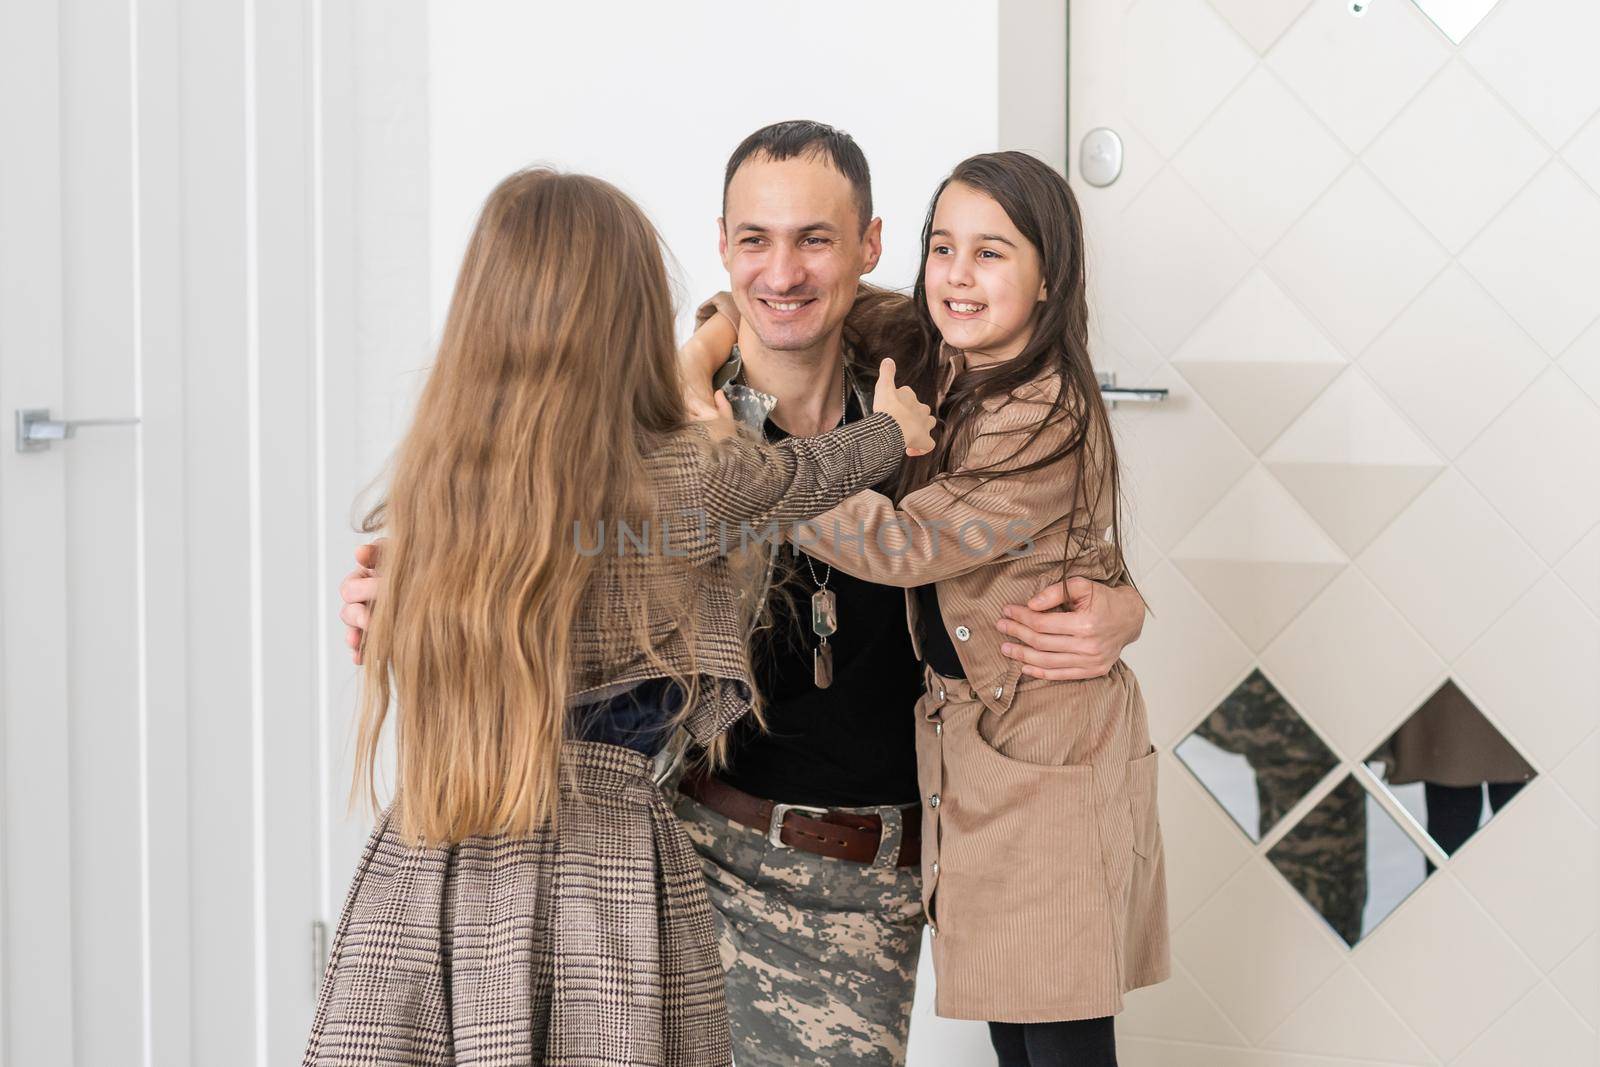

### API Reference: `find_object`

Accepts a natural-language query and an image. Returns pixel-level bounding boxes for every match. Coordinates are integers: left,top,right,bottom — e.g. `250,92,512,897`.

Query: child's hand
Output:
687,388,738,442
679,311,737,418
872,358,936,456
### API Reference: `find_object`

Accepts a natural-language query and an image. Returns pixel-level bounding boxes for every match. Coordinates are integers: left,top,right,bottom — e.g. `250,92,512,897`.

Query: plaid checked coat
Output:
304,413,906,1067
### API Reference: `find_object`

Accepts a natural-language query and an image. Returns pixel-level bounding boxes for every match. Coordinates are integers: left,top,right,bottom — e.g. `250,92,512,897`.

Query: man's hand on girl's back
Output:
339,540,382,665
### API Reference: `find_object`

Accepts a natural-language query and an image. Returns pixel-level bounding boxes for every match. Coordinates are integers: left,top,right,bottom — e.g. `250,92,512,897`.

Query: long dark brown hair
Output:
890,151,1131,583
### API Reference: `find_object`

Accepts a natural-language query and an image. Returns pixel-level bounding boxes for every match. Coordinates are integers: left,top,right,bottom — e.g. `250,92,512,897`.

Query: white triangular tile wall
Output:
1450,982,1596,1067
1457,367,1600,562
1174,67,1349,256
1456,574,1600,768
1360,265,1548,459
1266,0,1450,152
1121,561,1255,746
1354,875,1542,1060
1262,964,1433,1062
1550,935,1599,1029
1261,568,1443,758
1265,167,1448,356
1114,365,1255,552
1120,1041,1434,1067
1450,780,1599,971
1075,0,1600,1058
1155,747,1258,926
1118,961,1247,1044
1172,467,1347,649
1175,863,1346,1042
1205,0,1312,54
1358,470,1543,660
1120,0,1256,157
1172,271,1347,453
1264,369,1445,554
1565,112,1600,198
1101,170,1255,355
1458,163,1600,355
1562,316,1600,409
1460,0,1600,146
1364,60,1548,254
1555,729,1600,827
1557,522,1600,617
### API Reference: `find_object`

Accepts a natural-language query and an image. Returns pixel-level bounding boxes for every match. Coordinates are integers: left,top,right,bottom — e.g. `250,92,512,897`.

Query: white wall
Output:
428,0,1001,337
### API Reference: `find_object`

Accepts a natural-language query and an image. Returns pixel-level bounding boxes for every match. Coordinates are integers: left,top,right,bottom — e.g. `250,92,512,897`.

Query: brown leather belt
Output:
679,771,921,868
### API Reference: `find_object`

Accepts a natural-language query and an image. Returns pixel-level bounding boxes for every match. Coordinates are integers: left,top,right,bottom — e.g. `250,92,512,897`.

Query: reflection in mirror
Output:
1176,670,1340,843
1410,0,1501,44
1367,679,1535,867
1267,775,1430,946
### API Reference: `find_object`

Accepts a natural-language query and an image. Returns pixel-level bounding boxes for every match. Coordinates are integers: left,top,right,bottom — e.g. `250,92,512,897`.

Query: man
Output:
339,121,1146,1066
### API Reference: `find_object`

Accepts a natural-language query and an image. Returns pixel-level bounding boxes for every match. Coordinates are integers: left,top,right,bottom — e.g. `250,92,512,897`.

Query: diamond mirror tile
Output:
1365,679,1536,860
1175,670,1340,843
1411,0,1503,44
1266,775,1430,946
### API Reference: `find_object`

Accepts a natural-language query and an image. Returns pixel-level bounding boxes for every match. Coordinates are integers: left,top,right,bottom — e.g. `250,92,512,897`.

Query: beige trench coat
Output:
801,360,1171,1022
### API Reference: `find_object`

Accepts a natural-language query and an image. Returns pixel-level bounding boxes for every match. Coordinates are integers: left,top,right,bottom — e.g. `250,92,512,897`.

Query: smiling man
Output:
670,121,1149,1067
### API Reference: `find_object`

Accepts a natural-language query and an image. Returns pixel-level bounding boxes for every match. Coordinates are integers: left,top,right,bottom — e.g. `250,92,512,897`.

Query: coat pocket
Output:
1127,746,1160,860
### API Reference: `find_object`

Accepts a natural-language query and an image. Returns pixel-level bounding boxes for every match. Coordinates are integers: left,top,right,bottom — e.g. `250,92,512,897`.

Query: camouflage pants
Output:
673,793,925,1066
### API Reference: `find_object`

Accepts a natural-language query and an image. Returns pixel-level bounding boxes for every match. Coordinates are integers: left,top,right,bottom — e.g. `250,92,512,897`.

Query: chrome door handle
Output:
1100,386,1169,403
15,408,141,452
1097,373,1169,409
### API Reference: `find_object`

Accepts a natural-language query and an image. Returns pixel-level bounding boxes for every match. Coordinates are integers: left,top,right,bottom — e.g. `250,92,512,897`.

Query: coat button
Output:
930,922,938,937
937,687,946,701
994,685,1004,698
954,625,971,641
929,793,941,809
931,861,940,876
934,722,943,736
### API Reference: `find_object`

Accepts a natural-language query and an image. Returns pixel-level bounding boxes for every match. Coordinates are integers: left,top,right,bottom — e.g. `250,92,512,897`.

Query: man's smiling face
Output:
719,154,882,354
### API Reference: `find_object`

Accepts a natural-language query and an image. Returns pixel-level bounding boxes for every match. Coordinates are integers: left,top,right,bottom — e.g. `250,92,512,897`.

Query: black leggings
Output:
1423,780,1526,874
1425,780,1524,857
988,1017,1117,1066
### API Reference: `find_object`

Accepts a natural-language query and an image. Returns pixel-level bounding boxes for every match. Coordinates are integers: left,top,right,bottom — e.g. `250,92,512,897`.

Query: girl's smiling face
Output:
924,180,1046,366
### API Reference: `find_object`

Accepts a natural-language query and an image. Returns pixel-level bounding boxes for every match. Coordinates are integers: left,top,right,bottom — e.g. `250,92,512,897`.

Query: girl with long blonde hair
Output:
303,167,934,1067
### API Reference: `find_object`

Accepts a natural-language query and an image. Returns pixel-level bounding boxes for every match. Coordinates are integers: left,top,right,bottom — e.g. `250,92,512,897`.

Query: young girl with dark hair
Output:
690,151,1171,1066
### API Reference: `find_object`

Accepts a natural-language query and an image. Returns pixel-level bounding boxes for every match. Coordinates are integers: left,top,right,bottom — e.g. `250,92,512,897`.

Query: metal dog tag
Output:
813,637,834,689
811,588,838,637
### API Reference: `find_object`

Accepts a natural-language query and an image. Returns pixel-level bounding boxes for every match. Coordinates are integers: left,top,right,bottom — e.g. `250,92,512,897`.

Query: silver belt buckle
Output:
768,802,830,848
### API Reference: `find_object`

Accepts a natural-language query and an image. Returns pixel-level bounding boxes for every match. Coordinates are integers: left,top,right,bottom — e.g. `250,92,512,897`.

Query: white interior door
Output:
0,4,157,1063
1071,0,1600,1063
0,2,334,1063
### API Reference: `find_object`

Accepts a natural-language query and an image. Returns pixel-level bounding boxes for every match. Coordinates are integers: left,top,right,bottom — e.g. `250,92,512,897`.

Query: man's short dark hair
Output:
722,120,873,233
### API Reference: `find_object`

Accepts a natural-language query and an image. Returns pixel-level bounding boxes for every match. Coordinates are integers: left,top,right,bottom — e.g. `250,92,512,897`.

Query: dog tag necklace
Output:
805,375,847,688
806,550,838,688
755,368,848,688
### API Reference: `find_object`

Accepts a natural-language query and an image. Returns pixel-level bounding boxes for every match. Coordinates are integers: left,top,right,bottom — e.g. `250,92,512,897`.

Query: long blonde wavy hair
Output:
355,168,717,844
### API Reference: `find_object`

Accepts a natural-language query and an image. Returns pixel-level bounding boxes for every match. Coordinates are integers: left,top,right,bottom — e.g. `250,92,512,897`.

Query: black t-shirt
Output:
915,583,966,680
717,391,924,808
